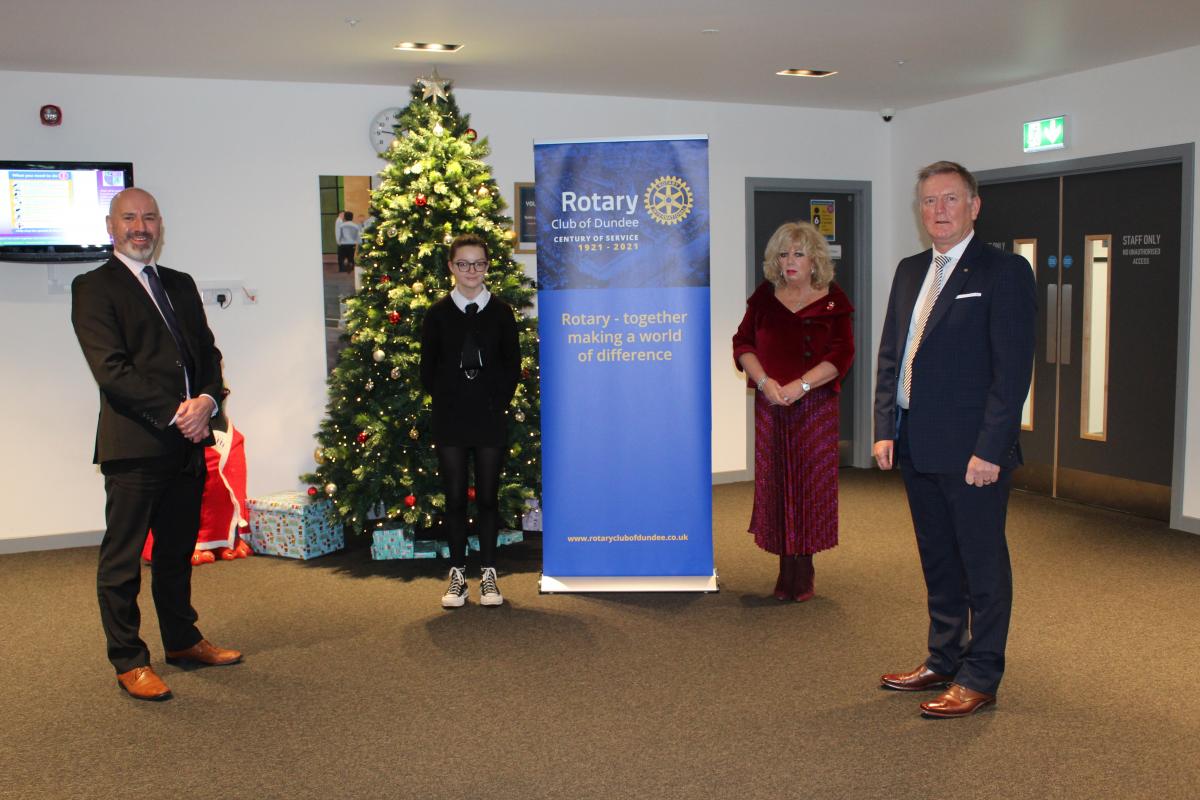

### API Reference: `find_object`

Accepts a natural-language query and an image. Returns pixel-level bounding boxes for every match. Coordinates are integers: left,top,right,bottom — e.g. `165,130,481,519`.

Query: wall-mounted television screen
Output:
0,160,134,262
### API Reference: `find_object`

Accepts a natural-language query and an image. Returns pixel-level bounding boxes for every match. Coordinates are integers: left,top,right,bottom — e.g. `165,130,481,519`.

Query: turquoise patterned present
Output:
246,491,344,559
370,527,442,560
370,527,523,560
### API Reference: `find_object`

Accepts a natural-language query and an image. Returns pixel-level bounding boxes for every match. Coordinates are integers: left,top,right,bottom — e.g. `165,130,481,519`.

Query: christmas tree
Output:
302,73,540,538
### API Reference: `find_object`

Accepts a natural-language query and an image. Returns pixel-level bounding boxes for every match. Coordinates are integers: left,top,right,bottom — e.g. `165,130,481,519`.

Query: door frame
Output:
975,144,1196,534
742,177,874,473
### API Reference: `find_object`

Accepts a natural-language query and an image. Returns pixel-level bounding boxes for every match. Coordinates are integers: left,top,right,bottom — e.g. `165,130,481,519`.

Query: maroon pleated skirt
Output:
749,385,840,556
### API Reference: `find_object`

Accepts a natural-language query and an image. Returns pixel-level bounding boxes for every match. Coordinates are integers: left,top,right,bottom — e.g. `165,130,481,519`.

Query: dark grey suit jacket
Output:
71,257,223,464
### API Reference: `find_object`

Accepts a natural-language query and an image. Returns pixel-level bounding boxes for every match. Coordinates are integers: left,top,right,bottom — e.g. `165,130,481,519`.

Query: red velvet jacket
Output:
732,281,855,390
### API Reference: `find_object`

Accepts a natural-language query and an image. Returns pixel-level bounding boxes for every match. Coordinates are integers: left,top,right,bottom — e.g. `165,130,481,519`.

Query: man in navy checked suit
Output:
873,161,1036,717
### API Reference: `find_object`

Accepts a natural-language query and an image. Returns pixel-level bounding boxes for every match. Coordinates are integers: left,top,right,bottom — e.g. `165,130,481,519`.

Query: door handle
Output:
1046,284,1058,363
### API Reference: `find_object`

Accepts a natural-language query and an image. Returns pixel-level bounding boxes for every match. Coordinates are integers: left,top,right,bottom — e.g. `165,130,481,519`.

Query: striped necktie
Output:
901,254,950,401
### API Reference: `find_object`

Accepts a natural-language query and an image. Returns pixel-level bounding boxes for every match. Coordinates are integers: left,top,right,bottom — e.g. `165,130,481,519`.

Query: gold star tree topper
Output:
418,68,450,103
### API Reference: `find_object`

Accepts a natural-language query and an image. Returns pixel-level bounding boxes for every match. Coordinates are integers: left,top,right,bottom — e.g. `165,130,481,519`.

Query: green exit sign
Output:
1024,116,1066,153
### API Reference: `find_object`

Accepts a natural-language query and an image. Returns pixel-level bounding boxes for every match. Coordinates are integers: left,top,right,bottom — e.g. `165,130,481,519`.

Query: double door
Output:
975,164,1182,519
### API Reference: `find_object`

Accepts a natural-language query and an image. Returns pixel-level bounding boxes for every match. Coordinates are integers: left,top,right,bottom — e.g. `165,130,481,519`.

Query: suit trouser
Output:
896,417,1013,695
98,451,205,673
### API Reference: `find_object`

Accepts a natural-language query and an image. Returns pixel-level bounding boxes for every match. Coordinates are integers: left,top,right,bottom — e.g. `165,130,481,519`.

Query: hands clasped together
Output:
759,377,808,407
175,396,215,443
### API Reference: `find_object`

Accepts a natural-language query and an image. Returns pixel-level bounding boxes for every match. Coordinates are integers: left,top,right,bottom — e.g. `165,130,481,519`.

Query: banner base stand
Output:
539,571,719,594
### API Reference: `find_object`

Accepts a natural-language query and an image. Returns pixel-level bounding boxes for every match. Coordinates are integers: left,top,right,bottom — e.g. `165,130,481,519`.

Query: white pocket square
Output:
955,292,982,299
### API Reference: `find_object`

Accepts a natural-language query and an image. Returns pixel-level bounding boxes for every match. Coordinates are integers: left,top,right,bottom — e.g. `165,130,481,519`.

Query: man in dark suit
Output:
873,161,1036,717
71,188,242,701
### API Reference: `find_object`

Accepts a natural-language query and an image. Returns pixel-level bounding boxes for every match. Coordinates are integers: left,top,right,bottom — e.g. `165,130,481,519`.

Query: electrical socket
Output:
199,281,257,307
201,287,232,307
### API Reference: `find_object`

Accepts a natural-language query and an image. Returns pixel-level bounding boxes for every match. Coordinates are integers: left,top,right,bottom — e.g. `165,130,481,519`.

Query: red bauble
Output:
356,431,368,444
307,486,318,497
404,494,417,508
522,368,531,379
414,194,427,207
379,275,391,284
467,486,476,501
466,128,477,141
388,311,401,324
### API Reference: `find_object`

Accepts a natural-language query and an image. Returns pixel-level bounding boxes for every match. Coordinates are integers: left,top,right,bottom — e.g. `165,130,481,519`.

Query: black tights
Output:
436,445,503,568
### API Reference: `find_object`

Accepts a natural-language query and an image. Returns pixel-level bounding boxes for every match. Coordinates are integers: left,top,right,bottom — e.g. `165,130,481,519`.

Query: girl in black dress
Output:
420,234,521,607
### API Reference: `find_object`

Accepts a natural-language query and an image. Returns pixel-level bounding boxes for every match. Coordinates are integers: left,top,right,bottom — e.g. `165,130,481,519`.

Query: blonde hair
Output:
762,221,834,289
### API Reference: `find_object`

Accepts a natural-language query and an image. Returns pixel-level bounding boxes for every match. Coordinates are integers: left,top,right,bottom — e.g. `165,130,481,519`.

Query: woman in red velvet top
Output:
733,221,855,601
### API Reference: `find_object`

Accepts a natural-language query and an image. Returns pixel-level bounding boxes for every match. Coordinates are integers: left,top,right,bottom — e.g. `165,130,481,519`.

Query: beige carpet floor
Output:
1,469,1197,800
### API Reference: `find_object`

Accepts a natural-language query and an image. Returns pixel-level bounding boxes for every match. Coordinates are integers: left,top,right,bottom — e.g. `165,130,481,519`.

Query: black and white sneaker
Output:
480,567,504,607
441,566,468,608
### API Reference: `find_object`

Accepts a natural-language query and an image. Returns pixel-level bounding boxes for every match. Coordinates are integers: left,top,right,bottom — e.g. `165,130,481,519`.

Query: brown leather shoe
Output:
117,666,172,701
880,664,953,691
165,639,243,667
920,683,996,718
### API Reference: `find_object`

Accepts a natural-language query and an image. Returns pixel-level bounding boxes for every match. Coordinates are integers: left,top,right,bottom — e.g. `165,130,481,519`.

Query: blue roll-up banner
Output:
535,136,715,592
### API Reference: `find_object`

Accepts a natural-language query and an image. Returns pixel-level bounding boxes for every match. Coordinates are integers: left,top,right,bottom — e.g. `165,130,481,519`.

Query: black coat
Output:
420,295,521,447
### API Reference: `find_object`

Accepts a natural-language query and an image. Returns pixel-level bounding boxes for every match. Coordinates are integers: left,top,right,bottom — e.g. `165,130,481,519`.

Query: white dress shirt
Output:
897,231,974,409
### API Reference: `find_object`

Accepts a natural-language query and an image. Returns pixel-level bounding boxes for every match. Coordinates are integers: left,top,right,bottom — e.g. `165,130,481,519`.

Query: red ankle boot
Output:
773,554,796,601
792,554,815,602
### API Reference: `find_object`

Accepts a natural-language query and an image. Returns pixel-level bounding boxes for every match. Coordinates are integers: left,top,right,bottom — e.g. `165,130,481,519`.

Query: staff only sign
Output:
534,135,715,592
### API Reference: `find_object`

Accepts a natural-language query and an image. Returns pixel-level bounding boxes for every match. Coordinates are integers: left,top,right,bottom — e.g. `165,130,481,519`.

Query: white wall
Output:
887,45,1200,528
0,70,888,543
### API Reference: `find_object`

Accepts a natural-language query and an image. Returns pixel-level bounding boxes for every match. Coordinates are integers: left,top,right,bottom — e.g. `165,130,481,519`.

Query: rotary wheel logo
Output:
643,176,694,225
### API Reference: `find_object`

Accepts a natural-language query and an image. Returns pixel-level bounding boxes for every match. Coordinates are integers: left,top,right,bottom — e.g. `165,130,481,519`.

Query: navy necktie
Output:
461,302,482,379
142,265,195,384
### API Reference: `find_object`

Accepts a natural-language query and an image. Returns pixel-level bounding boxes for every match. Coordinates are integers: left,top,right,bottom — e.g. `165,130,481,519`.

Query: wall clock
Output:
370,107,403,154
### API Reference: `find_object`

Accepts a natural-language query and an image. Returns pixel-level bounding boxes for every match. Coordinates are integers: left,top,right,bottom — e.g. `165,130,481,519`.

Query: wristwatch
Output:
800,379,811,393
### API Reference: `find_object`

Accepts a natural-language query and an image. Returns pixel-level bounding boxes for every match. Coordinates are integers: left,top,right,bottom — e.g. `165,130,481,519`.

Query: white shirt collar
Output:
934,230,974,264
113,250,157,277
450,286,490,312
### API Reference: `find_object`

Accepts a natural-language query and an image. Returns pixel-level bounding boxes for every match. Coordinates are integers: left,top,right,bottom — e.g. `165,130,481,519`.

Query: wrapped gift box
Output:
370,527,442,560
246,491,344,559
522,497,542,532
371,527,524,561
